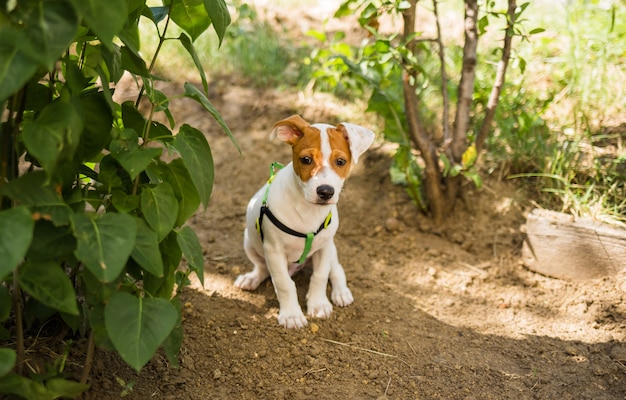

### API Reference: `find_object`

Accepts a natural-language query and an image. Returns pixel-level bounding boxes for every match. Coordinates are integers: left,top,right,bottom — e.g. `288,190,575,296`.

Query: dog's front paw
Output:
331,287,354,307
307,297,333,319
234,272,264,291
278,310,308,329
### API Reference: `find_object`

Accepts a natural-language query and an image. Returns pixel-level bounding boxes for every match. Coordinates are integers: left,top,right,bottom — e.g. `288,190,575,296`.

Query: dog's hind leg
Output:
235,230,270,290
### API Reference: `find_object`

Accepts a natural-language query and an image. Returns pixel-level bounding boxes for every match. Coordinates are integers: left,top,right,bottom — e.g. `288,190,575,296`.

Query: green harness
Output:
256,162,333,264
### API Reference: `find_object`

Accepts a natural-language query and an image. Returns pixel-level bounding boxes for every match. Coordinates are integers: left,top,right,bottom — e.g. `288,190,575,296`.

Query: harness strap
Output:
256,162,332,264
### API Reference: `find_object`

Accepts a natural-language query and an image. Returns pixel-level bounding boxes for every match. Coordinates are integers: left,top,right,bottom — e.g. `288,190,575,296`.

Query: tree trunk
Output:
402,0,447,225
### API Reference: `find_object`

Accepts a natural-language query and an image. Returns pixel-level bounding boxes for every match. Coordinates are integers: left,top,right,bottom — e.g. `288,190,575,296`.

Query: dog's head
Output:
271,115,375,205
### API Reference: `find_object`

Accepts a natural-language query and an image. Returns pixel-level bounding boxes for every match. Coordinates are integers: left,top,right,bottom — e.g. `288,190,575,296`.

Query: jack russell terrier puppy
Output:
235,115,375,329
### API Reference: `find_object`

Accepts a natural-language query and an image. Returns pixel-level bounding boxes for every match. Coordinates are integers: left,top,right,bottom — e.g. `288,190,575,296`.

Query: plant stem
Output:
81,330,95,385
12,269,24,375
135,14,172,108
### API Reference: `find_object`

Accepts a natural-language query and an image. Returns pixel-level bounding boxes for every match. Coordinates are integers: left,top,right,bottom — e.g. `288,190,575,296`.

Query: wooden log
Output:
522,208,626,280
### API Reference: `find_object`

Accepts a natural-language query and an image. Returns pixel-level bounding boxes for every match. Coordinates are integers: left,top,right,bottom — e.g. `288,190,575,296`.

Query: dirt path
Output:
75,83,626,399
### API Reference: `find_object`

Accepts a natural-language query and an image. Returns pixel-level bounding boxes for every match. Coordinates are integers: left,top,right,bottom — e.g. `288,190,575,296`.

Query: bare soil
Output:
70,79,626,400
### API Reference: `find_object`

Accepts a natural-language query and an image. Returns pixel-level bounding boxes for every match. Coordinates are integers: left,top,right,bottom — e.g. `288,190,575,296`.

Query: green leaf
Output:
183,83,240,155
170,0,210,42
161,159,201,226
0,348,16,377
0,29,38,103
74,91,113,161
144,233,181,297
204,0,231,46
0,206,34,279
120,45,150,77
172,124,214,208
141,183,179,241
73,212,137,282
131,218,164,277
0,373,51,399
45,379,90,399
110,129,162,179
176,226,204,284
19,261,79,315
105,292,178,371
22,101,84,176
148,6,170,24
0,172,71,225
178,33,208,94
20,0,78,70
26,220,76,262
111,189,140,213
70,0,128,48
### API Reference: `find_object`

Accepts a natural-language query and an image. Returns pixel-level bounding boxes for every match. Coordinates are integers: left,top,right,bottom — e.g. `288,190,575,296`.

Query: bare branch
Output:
451,0,479,162
432,0,450,145
475,0,517,154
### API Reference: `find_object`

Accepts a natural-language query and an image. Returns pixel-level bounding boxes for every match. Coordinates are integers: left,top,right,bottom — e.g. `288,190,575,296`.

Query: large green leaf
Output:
120,45,150,77
0,172,72,226
18,261,79,315
26,220,76,262
169,0,210,42
73,212,137,282
141,183,179,241
74,91,113,161
131,218,164,277
161,159,201,226
45,379,90,399
0,206,34,279
0,29,38,103
70,0,128,48
104,292,178,371
178,33,208,94
183,83,240,155
110,129,162,179
22,101,83,177
172,123,215,208
144,232,181,297
20,0,79,70
0,373,50,400
0,348,16,377
204,0,231,46
176,226,204,285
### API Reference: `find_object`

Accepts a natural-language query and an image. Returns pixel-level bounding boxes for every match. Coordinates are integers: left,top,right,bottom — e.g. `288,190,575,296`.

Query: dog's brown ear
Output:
337,123,375,164
270,115,310,145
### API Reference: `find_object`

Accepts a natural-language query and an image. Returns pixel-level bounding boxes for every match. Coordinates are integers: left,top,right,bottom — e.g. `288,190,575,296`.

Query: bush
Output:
0,0,235,398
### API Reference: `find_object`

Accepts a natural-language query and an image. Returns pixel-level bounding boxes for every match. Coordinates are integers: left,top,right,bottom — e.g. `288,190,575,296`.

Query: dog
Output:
234,115,375,328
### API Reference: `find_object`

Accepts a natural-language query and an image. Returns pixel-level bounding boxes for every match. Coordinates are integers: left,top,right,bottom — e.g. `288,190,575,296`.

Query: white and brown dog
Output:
235,115,375,328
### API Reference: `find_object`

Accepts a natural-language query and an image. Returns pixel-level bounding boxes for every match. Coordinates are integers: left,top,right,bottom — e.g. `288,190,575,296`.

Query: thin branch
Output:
475,0,517,154
432,0,450,145
451,0,479,162
12,269,24,375
320,338,398,358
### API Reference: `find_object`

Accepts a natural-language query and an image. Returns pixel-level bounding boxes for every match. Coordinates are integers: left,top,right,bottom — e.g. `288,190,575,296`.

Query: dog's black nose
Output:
317,185,335,201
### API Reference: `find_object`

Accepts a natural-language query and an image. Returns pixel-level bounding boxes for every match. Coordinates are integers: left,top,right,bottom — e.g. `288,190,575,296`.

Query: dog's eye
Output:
335,158,347,167
300,156,312,165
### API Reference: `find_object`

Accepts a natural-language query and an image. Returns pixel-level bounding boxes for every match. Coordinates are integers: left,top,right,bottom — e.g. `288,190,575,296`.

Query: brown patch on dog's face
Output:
291,126,323,182
326,127,352,179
